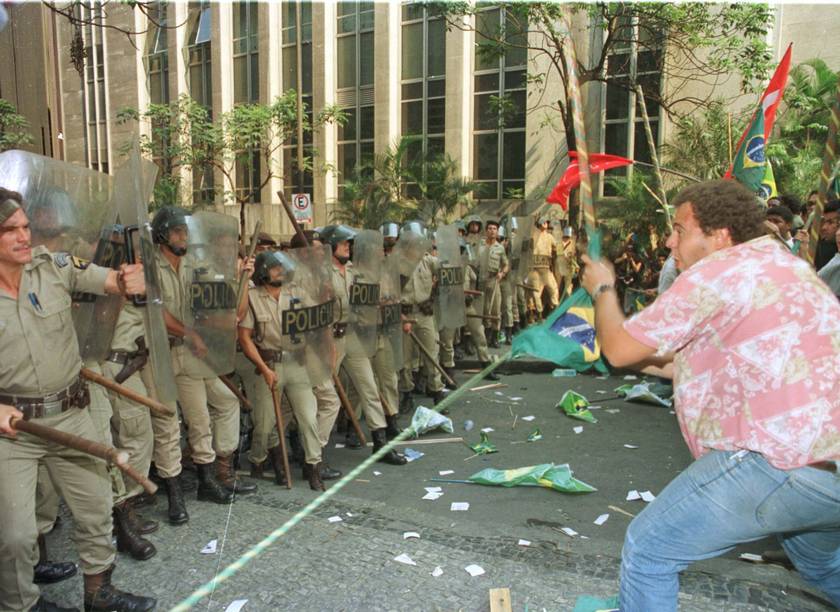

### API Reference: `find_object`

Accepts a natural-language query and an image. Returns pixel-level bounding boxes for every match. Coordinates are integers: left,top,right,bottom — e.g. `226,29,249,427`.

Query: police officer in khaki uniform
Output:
526,216,560,318
0,192,155,612
152,207,240,505
478,219,509,348
555,226,578,298
462,239,500,380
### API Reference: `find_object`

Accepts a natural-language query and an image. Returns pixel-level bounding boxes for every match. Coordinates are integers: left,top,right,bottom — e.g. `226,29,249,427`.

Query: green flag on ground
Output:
527,428,543,442
731,108,767,193
557,390,598,423
468,463,596,494
467,431,498,455
614,381,673,407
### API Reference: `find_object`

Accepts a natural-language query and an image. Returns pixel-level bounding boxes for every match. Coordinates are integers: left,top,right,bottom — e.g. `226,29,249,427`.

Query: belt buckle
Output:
42,399,65,417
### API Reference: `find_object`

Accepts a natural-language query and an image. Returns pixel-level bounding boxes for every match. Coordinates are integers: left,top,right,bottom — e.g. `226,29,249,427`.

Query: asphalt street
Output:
39,354,834,611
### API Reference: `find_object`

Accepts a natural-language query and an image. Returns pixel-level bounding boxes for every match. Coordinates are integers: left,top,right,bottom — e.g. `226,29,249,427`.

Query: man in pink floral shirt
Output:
582,179,840,611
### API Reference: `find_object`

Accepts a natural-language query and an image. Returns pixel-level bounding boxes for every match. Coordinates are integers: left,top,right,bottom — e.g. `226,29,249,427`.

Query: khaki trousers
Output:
500,277,514,328
250,357,321,465
482,277,503,332
312,378,341,447
0,408,115,611
371,335,400,417
465,301,492,363
526,267,559,314
336,338,388,431
398,311,443,394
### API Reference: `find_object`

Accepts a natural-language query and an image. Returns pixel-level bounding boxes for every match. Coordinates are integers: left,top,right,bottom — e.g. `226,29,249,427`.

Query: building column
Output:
312,0,336,227
445,16,472,180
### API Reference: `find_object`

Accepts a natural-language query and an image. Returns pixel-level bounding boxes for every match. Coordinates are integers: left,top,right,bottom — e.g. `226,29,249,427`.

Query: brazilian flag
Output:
759,159,778,201
731,109,767,193
512,287,608,373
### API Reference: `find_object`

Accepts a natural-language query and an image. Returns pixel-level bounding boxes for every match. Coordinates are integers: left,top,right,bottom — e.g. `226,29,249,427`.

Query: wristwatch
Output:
591,283,615,299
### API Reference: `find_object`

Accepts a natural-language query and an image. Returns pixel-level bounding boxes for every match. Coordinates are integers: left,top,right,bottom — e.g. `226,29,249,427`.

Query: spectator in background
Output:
766,205,795,250
815,200,840,270
778,194,805,230
818,223,840,299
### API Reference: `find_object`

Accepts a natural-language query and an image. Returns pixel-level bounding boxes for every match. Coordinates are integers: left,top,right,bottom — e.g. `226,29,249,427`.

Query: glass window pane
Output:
338,15,355,34
474,133,499,180
427,136,445,158
196,7,211,44
359,8,374,30
338,142,357,178
607,52,631,77
402,3,424,22
405,137,423,167
338,108,356,141
360,32,374,86
475,8,500,71
402,100,423,135
282,46,297,92
427,98,445,134
474,72,498,93
402,81,423,100
427,18,446,78
506,90,526,129
638,72,660,117
474,181,498,200
503,131,525,180
604,122,628,156
337,36,356,89
302,42,313,94
504,8,527,67
427,79,445,97
360,142,374,166
250,53,260,101
234,55,247,103
474,93,497,131
606,82,628,120
360,105,374,140
402,22,423,80
504,69,526,91
338,2,355,17
637,50,660,74
634,120,658,164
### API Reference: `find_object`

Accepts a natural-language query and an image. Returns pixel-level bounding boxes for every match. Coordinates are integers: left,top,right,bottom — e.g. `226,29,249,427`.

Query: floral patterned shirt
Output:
624,236,840,469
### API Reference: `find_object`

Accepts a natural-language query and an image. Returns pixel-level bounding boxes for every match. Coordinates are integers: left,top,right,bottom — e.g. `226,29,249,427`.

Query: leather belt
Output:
0,378,89,420
258,348,283,363
808,461,838,474
168,335,185,347
106,350,131,365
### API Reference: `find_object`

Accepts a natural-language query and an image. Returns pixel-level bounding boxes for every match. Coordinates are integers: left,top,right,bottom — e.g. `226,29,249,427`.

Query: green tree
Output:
598,169,673,254
0,99,33,152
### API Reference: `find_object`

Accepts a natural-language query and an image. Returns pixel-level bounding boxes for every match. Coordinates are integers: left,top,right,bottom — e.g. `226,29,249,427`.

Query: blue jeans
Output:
619,450,840,611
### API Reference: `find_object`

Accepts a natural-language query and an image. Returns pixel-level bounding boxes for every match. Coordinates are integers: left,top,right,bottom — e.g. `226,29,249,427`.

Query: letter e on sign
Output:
292,193,313,224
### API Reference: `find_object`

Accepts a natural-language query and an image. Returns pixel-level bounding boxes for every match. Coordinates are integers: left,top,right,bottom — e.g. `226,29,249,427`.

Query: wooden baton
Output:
218,374,253,411
81,368,173,418
270,387,293,489
408,330,457,389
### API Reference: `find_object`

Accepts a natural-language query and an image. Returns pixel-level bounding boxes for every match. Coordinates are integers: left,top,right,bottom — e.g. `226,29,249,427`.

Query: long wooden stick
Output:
409,330,457,388
81,367,173,418
333,374,367,446
636,83,672,231
11,417,157,495
270,388,292,489
237,220,262,310
218,374,252,411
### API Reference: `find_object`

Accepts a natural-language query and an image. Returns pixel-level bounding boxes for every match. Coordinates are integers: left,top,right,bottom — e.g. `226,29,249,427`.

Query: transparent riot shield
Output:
435,224,466,331
393,228,432,279
183,211,239,376
0,150,122,361
511,216,534,285
346,229,382,357
380,252,404,370
280,244,337,387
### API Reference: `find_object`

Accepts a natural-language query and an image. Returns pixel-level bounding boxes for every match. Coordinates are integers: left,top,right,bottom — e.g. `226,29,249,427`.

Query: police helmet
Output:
318,224,358,248
563,226,574,238
28,186,79,237
401,220,428,239
253,251,296,286
151,206,191,245
380,221,400,240
464,214,483,232
536,215,552,228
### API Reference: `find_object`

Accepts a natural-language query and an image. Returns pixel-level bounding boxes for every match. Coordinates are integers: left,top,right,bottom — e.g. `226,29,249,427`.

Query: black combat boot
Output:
215,453,258,495
442,366,458,389
319,449,342,480
344,428,362,449
83,565,156,612
398,391,414,415
480,361,501,381
385,414,402,440
162,475,189,525
195,462,234,504
31,597,78,612
250,459,266,480
125,497,158,535
267,445,288,486
34,534,77,584
302,462,326,491
411,370,426,395
503,326,513,345
371,429,407,465
112,502,156,561
488,328,500,348
431,390,449,415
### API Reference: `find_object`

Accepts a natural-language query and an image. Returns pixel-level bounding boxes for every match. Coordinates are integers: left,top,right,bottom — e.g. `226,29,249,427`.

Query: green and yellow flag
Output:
731,109,767,193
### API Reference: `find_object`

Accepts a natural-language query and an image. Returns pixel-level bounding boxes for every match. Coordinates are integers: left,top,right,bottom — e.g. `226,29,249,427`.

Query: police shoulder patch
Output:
71,256,90,270
53,252,70,268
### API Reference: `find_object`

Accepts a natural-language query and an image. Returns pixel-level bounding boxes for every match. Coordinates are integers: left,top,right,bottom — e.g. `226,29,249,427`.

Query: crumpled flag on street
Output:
557,390,598,423
468,463,596,494
527,428,543,442
467,431,498,455
409,405,454,436
614,381,672,407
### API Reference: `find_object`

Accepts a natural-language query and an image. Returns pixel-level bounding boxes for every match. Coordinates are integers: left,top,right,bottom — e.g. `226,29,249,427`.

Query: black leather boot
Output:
267,445,288,486
215,453,257,495
113,502,156,561
488,329,500,348
345,428,362,449
442,366,458,389
411,370,426,395
319,449,342,480
34,534,77,584
480,361,501,381
372,429,407,465
503,326,513,345
162,475,189,525
302,462,326,491
83,565,156,612
125,497,158,535
250,459,265,480
31,597,78,612
195,462,233,504
385,414,402,440
398,391,414,415
431,390,449,414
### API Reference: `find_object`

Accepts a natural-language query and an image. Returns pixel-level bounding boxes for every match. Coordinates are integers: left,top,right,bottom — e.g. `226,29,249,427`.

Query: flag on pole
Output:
547,152,633,210
759,159,778,200
731,110,767,192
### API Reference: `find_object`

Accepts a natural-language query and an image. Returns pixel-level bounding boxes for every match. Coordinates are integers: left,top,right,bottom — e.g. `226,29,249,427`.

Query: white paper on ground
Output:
373,471,382,476
224,600,248,612
606,408,620,414
450,502,470,511
740,553,764,562
201,539,217,554
596,390,607,394
641,490,656,502
481,427,494,433
560,527,578,537
465,564,485,577
521,415,536,421
422,491,444,500
495,391,504,396
393,553,417,566
588,405,602,410
510,396,523,401
626,489,641,501
594,513,610,526
327,516,343,523
431,566,444,577
624,375,638,380
425,486,442,492
403,531,420,540
623,444,639,449
518,539,531,546
346,512,354,517
439,470,454,476
334,443,346,448
573,426,584,434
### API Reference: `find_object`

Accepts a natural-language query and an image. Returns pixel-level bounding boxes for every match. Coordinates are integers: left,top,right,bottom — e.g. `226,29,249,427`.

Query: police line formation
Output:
0,150,579,612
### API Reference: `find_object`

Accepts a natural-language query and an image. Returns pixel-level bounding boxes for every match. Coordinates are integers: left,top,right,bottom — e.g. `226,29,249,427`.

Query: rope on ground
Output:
172,353,513,611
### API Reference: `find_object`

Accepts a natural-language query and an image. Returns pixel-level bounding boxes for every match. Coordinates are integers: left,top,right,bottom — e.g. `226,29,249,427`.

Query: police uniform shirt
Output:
110,303,145,353
156,250,195,325
401,253,438,305
478,241,508,280
0,246,109,396
329,262,354,325
532,232,556,267
241,284,322,353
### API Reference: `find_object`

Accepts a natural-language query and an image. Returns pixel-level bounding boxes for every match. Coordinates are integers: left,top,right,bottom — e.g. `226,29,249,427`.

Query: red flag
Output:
725,44,792,178
547,152,633,210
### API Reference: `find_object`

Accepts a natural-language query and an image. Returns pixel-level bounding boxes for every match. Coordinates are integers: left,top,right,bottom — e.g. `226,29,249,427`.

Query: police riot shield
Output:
435,224,466,331
393,228,432,278
183,211,239,376
511,215,534,285
380,252,404,370
0,150,123,361
280,244,336,387
347,229,382,358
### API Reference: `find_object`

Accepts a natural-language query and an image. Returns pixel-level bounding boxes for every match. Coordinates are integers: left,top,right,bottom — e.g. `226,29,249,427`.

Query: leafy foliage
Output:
0,99,33,152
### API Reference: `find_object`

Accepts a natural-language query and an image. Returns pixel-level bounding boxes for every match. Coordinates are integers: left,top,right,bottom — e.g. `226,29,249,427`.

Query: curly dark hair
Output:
671,180,766,245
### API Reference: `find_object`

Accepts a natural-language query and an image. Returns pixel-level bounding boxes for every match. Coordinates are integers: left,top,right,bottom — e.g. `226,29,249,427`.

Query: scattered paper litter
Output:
480,427,495,433
431,566,444,577
334,443,346,449
606,408,620,414
439,470,454,476
422,491,444,500
327,516,343,523
596,390,607,394
393,553,417,566
623,444,639,449
464,564,485,577
740,553,764,562
373,470,382,476
594,513,610,526
495,391,504,396
403,448,425,462
518,539,531,547
346,512,354,517
623,375,638,380
201,539,217,554
521,415,535,421
425,486,442,493
588,405,602,410
403,531,420,540
450,502,470,511
641,490,656,502
573,426,584,434
510,396,523,401
224,600,248,612
626,490,641,501
561,527,578,537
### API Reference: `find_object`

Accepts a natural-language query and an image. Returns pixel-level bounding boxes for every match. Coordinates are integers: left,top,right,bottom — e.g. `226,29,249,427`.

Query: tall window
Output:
78,2,109,173
187,1,214,205
144,3,170,190
281,1,313,201
602,10,663,195
233,1,260,202
401,2,446,198
472,4,527,201
336,2,374,196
